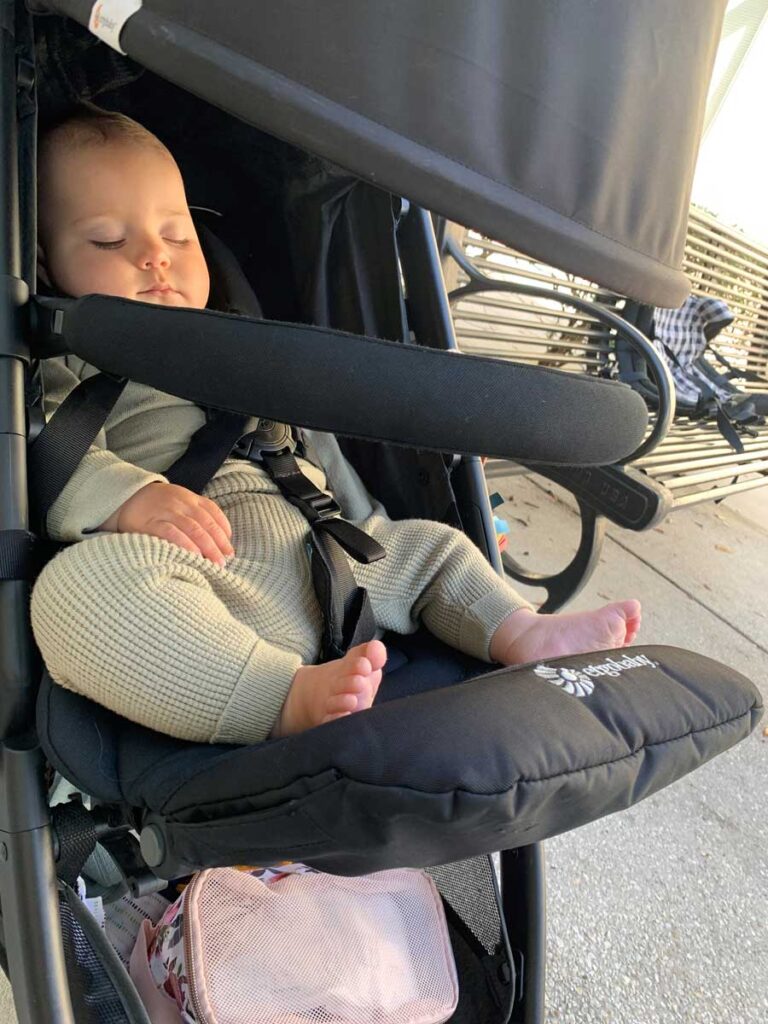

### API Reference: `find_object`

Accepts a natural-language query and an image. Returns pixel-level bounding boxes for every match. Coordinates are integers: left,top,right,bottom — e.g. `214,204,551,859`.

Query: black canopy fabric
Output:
41,0,726,307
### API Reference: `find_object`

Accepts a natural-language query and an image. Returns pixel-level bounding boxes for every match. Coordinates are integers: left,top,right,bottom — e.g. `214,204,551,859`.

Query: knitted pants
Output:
31,480,525,744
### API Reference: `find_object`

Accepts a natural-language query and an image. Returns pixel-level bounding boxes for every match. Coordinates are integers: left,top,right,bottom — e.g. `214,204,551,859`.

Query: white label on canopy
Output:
88,0,143,55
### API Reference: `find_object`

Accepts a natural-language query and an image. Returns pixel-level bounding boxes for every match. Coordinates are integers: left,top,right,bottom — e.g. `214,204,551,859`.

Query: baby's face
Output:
39,139,210,309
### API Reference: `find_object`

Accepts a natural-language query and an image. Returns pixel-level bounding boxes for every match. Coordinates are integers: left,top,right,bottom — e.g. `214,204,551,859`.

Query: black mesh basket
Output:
58,881,150,1024
429,856,515,1024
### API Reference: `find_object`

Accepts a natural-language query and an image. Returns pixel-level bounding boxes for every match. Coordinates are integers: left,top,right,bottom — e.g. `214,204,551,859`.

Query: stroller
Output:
0,2,762,1022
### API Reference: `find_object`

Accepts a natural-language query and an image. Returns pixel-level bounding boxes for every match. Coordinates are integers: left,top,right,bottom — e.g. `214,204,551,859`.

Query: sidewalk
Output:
1,478,765,1023
487,471,767,1024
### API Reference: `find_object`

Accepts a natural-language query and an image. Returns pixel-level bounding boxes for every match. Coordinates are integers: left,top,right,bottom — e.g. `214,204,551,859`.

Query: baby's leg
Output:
489,600,642,666
352,512,642,665
271,640,387,738
30,532,311,744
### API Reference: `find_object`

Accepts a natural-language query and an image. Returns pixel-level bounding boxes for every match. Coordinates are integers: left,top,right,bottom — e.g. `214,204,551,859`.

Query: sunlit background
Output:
693,0,768,243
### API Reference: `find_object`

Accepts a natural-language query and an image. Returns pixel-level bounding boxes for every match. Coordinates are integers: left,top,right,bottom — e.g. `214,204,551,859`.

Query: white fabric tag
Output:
104,891,171,967
75,876,106,930
88,0,143,55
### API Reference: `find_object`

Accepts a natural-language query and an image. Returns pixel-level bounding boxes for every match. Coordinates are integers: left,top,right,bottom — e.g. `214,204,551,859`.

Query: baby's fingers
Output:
200,495,233,542
175,514,233,566
188,504,235,558
150,516,227,566
147,519,205,560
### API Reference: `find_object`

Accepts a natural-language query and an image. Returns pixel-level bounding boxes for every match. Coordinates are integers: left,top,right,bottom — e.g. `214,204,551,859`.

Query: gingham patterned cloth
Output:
653,295,735,404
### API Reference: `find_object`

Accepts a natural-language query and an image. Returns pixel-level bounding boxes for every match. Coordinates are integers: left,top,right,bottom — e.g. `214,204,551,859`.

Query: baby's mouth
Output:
139,283,178,296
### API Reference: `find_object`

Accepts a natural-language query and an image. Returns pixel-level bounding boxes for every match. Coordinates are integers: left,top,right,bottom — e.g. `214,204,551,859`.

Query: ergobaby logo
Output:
89,1,143,55
534,652,658,697
91,3,116,32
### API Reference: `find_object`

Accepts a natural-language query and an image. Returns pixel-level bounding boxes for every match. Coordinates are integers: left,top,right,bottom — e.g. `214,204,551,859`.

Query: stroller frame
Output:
0,10,545,1022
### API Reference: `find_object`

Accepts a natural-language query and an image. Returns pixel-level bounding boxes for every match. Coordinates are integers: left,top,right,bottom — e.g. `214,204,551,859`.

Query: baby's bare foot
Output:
490,600,642,666
272,640,388,738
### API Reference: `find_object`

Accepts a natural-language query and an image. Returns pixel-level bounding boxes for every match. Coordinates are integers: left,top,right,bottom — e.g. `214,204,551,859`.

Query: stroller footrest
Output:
99,644,762,877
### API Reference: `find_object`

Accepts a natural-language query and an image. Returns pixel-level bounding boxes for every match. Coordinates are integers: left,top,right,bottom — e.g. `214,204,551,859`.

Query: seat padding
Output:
38,643,762,876
37,631,484,805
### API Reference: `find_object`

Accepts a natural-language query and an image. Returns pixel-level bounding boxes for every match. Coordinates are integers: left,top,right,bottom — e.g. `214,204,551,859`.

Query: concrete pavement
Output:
487,470,767,1024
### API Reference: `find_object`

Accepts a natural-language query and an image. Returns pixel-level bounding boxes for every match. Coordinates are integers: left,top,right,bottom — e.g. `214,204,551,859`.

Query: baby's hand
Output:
99,482,235,566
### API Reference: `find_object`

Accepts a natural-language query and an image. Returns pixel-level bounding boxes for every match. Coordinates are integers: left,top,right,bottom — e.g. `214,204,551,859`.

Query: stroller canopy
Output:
41,0,726,307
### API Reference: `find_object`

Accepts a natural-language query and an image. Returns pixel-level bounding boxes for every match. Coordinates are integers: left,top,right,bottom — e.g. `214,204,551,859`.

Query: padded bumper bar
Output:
31,295,648,466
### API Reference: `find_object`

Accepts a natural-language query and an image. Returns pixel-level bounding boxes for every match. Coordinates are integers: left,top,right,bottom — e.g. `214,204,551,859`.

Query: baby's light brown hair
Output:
38,108,171,242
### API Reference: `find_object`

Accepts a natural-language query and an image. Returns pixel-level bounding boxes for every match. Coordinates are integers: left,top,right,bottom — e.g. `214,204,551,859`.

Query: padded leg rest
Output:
38,645,762,877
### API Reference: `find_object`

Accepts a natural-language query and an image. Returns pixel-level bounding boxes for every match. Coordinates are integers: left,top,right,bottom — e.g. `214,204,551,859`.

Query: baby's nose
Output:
141,248,170,269
136,238,171,269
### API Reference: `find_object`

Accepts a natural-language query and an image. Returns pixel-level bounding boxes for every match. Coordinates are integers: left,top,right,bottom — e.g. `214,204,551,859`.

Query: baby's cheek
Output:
185,256,210,309
50,249,122,298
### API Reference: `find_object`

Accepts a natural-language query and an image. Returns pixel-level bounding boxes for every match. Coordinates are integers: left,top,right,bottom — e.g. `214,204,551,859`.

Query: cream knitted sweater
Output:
30,355,528,743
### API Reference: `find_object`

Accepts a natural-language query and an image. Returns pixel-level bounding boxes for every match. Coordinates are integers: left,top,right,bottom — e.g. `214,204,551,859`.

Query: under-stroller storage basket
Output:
130,866,459,1024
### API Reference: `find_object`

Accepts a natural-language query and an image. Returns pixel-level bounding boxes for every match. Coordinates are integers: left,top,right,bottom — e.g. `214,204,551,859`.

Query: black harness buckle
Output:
305,492,342,520
231,419,296,462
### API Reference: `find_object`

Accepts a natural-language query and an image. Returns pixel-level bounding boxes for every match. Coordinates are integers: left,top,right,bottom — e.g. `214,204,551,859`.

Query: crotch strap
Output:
258,447,385,661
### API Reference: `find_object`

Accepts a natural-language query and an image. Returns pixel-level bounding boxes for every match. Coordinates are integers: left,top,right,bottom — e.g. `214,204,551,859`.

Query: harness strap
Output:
165,416,386,661
309,528,379,660
259,449,384,661
28,371,128,534
28,365,385,659
661,342,747,453
164,409,250,491
704,342,768,386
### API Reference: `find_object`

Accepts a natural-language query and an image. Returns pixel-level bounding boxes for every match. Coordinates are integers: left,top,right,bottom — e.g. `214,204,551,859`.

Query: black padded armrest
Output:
31,295,648,466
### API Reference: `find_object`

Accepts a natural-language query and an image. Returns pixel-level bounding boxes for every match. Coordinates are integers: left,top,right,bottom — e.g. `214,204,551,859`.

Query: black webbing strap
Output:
705,342,768,386
260,450,385,661
662,342,747,453
28,363,385,659
164,409,250,491
165,413,386,661
0,530,60,582
28,371,128,533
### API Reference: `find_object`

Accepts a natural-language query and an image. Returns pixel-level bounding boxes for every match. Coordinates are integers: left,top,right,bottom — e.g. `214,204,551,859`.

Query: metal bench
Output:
439,208,768,609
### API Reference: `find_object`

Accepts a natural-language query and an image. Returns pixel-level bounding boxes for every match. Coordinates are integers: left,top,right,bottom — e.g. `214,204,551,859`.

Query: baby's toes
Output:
364,640,388,672
332,672,369,696
348,655,373,678
624,624,640,646
326,693,360,716
321,709,352,725
620,599,642,617
368,668,384,704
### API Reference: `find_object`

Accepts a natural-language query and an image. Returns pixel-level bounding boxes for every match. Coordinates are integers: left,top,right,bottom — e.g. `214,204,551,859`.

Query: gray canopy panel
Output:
44,0,726,306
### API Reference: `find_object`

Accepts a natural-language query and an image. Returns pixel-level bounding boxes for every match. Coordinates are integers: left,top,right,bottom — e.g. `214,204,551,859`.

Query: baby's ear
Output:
37,242,52,287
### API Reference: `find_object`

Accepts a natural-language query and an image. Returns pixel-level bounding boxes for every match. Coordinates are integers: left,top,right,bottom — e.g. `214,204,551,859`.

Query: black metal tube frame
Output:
444,233,676,463
398,204,545,1024
441,231,676,610
0,3,76,1019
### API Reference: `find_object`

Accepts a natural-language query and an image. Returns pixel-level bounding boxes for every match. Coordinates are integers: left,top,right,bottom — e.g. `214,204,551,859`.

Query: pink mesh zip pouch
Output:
130,865,458,1024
